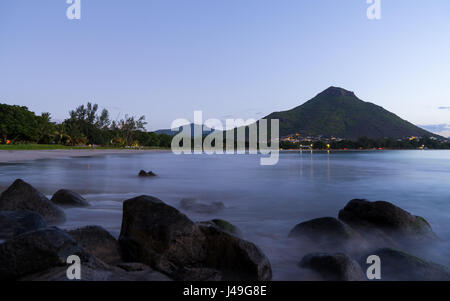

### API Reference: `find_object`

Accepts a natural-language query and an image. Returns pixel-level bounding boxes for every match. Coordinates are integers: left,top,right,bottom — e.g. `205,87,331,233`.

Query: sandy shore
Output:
0,149,168,164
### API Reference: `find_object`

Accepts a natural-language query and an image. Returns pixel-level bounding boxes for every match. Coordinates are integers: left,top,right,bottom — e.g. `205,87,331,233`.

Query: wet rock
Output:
299,253,366,281
0,210,47,240
361,248,450,281
51,189,89,207
119,195,272,281
67,225,121,265
0,227,94,280
199,219,243,237
338,199,437,244
180,198,225,214
288,217,365,251
0,179,66,224
138,170,156,177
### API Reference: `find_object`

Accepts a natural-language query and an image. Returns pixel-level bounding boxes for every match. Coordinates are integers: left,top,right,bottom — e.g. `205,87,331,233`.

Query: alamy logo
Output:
66,0,81,20
367,0,382,20
171,111,280,166
366,255,381,280
66,255,81,280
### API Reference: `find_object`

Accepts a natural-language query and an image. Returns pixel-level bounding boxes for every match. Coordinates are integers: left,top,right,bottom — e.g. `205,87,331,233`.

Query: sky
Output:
0,0,449,136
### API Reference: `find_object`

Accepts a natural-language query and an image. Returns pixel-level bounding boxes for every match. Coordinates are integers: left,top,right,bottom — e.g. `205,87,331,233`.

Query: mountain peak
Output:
319,86,356,98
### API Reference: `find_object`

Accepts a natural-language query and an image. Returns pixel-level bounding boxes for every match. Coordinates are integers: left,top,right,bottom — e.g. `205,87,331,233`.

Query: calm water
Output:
1,150,449,279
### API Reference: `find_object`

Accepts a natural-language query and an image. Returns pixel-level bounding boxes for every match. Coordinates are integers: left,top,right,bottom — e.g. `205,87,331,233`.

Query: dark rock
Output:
119,195,272,281
288,217,365,251
0,210,47,240
299,253,366,281
66,225,121,265
138,170,156,177
0,227,94,280
180,198,225,214
51,189,89,207
21,262,172,281
0,179,66,224
198,223,272,281
338,199,437,244
361,248,450,281
199,219,243,237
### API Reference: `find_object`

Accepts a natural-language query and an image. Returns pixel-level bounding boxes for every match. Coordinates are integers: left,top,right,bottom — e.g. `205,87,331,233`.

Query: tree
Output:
111,115,147,146
0,104,38,143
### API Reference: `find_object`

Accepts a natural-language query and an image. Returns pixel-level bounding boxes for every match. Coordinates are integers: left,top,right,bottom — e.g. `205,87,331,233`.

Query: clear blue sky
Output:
1,0,449,135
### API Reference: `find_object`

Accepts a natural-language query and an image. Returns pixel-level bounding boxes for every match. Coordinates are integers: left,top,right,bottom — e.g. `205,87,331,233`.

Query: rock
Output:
66,226,121,265
138,170,156,177
299,253,366,281
119,195,272,281
361,248,450,281
199,219,243,237
338,199,437,244
0,227,94,280
51,189,89,207
288,217,364,251
197,223,272,281
0,210,47,240
180,198,225,214
21,261,172,281
0,179,66,224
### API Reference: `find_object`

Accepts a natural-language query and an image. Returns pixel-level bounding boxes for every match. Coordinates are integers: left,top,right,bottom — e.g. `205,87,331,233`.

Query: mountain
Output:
263,87,436,139
154,123,215,136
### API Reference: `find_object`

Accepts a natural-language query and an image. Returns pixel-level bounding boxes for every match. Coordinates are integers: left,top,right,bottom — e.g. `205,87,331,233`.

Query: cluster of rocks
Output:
1,178,449,281
0,179,272,281
290,199,450,281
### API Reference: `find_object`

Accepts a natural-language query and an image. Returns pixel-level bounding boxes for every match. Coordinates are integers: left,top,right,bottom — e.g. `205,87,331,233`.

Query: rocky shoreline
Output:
0,179,449,281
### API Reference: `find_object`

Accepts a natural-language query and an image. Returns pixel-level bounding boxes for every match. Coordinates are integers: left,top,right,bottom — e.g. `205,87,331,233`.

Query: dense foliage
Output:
0,103,171,148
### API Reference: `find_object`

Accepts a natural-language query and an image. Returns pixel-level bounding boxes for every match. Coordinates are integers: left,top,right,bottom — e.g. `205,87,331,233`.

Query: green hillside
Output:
264,87,434,139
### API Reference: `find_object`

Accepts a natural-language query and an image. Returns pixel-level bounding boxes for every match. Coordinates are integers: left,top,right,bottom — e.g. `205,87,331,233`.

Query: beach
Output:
0,149,168,164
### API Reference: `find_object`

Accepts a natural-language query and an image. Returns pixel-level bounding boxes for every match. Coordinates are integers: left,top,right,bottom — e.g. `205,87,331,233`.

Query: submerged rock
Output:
361,248,450,281
119,195,271,281
0,179,66,224
338,199,437,244
67,225,121,265
288,217,367,253
0,210,47,240
299,253,366,281
51,189,89,207
138,170,156,177
180,198,225,214
0,227,93,280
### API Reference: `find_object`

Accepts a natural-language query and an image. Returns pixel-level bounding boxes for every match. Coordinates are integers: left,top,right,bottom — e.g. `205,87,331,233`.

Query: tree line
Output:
0,103,172,148
279,136,450,150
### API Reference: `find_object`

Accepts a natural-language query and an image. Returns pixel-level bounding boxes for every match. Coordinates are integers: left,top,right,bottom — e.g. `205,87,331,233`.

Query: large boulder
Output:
0,210,47,240
299,253,366,281
119,195,272,281
180,198,225,214
66,226,121,265
338,199,437,244
361,248,450,281
0,227,94,280
51,189,89,207
288,217,364,251
0,179,66,224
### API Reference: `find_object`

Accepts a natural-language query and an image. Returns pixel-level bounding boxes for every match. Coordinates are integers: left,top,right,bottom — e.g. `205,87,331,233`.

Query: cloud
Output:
438,106,450,110
419,124,450,138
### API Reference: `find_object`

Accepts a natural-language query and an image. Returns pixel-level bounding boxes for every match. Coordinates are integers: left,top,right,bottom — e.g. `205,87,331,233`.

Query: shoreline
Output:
0,149,170,164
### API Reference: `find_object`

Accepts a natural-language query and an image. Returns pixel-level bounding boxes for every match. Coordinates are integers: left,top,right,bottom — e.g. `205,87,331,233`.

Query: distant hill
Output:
264,87,436,139
155,123,214,136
